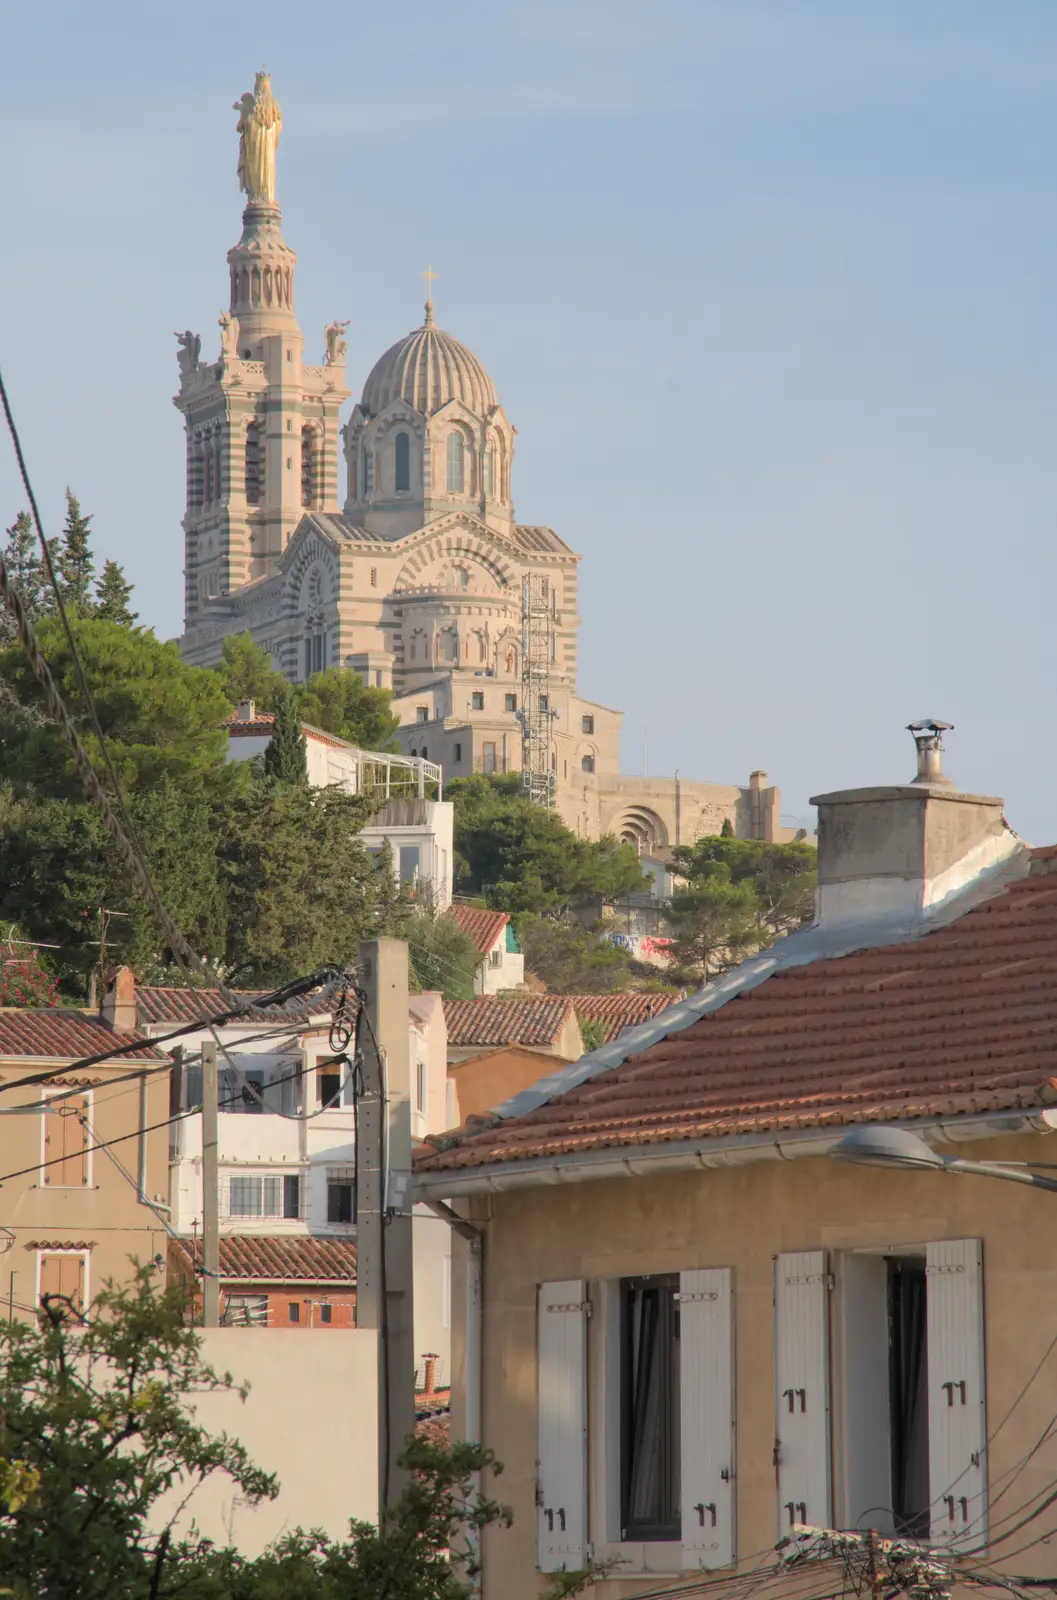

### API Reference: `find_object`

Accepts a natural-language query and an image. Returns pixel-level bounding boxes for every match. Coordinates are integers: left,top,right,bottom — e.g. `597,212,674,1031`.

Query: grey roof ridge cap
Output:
485,839,1034,1128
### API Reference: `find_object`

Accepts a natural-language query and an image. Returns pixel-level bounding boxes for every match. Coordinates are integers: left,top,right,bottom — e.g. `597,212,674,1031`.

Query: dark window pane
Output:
320,1072,341,1107
321,1303,333,1324
621,1276,680,1541
889,1258,930,1537
395,431,410,492
283,1175,300,1219
288,1302,300,1323
328,1181,353,1224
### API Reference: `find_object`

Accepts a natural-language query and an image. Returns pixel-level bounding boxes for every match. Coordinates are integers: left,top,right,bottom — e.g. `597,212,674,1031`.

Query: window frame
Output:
446,430,465,493
619,1274,682,1543
36,1248,89,1312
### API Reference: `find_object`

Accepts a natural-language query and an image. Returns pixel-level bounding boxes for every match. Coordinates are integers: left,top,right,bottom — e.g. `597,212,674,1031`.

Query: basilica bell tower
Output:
174,73,349,634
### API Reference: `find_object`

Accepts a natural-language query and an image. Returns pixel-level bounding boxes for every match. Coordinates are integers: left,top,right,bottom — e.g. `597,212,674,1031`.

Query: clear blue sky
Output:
3,1,1057,838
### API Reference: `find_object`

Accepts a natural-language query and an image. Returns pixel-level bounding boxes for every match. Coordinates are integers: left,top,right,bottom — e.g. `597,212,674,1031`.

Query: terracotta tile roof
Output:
173,1234,357,1284
444,905,509,954
418,862,1057,1173
136,987,327,1027
0,1010,161,1063
443,996,575,1048
572,992,681,1045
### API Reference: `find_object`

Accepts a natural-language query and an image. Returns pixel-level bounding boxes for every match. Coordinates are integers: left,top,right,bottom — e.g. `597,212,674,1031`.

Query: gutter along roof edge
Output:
413,1108,1052,1200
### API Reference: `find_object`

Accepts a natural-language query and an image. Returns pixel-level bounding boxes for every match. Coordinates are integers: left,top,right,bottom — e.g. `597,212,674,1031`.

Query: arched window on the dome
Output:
394,432,410,493
446,431,464,494
363,450,374,495
485,441,497,499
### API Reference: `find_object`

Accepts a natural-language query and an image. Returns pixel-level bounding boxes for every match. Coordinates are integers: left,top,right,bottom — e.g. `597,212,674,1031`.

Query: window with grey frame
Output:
621,1274,680,1542
227,1173,300,1219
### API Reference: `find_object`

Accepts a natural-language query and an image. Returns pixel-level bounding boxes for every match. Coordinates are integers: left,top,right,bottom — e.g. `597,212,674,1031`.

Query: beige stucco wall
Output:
154,1327,379,1555
0,1061,170,1318
449,1047,576,1123
452,1126,1057,1599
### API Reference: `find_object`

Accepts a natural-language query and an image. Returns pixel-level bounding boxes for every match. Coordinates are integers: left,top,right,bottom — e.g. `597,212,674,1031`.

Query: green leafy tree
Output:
579,1017,609,1052
0,785,226,996
448,775,646,914
669,837,817,938
519,915,633,993
292,667,400,751
665,875,761,980
0,615,236,801
215,632,289,708
263,690,308,784
0,1265,276,1600
93,559,137,626
373,838,412,936
56,488,95,615
407,908,484,998
217,783,376,986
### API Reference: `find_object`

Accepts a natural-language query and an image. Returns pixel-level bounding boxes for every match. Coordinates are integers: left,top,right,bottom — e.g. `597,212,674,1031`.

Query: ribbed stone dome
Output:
360,303,497,418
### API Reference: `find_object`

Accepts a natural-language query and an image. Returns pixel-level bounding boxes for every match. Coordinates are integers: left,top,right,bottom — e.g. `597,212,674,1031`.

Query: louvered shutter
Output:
927,1239,986,1548
537,1279,588,1571
680,1268,735,1570
774,1251,831,1536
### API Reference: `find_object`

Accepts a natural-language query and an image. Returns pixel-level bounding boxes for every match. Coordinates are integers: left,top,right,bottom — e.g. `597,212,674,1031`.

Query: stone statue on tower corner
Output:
233,71,282,205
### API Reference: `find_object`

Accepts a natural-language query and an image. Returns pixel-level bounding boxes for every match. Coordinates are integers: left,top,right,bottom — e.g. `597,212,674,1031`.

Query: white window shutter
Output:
537,1279,588,1571
774,1251,831,1536
927,1239,986,1549
680,1268,735,1570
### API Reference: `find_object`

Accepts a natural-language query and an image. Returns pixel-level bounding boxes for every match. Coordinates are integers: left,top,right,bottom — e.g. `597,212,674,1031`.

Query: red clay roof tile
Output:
572,992,681,1044
418,862,1057,1173
173,1234,356,1283
444,905,509,955
443,995,574,1047
136,987,327,1026
0,1010,161,1063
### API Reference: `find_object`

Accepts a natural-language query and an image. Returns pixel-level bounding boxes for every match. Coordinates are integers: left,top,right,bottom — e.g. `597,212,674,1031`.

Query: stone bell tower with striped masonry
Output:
173,72,349,630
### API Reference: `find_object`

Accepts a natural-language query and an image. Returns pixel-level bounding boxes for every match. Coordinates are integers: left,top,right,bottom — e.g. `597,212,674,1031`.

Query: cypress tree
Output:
94,560,138,626
263,690,308,783
720,816,735,838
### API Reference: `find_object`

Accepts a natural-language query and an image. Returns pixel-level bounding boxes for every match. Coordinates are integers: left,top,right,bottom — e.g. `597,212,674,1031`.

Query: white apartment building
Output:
225,702,454,907
105,972,452,1379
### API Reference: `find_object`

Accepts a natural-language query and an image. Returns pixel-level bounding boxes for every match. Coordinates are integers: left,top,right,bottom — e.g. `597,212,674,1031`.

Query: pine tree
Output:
263,689,308,783
0,511,56,642
720,816,735,838
93,560,137,626
57,488,95,614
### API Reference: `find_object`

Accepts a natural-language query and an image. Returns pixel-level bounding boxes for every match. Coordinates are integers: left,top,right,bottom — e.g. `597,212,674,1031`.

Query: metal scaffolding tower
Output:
518,573,555,806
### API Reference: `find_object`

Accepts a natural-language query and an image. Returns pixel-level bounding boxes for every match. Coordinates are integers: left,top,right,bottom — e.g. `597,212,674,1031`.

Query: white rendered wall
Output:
153,1328,378,1554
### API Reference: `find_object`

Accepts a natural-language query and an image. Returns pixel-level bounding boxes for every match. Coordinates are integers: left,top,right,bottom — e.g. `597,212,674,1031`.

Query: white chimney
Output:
235,699,256,722
810,722,1018,927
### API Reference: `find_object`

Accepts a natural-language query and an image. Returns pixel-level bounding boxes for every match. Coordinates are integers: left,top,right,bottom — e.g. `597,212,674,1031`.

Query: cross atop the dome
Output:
422,265,438,325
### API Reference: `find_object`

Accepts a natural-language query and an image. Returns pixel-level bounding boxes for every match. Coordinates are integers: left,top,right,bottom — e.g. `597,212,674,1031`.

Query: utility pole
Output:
201,1039,220,1328
356,937,414,1510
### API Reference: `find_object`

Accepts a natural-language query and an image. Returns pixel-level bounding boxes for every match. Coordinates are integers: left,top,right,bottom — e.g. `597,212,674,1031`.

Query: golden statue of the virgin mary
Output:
234,72,282,205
